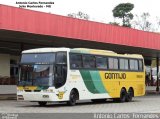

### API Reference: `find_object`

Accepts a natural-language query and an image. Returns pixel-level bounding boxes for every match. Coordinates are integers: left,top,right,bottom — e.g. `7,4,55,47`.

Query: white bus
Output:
17,48,145,106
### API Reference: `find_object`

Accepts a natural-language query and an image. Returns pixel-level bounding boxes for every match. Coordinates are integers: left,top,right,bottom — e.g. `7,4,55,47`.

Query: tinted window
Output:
56,52,67,64
96,56,107,69
119,59,129,70
108,58,118,69
70,54,82,68
83,55,95,68
21,53,55,64
139,60,143,71
129,59,138,70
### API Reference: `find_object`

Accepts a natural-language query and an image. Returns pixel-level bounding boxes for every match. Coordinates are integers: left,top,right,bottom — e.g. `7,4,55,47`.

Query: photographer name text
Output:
16,1,54,8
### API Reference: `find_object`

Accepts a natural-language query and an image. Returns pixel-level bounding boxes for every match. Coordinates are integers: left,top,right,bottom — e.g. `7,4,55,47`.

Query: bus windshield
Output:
18,53,55,86
18,52,67,88
21,53,55,64
19,64,53,86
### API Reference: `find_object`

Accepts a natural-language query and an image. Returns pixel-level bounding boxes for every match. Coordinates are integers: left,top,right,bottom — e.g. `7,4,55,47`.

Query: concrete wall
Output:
0,54,20,77
0,54,10,76
0,85,16,94
10,55,20,63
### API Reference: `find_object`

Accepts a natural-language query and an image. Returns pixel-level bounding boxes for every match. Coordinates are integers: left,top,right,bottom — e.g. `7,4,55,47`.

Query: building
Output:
0,4,160,91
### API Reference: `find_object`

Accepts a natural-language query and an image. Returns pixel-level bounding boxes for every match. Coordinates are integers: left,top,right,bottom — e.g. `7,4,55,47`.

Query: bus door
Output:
54,52,67,88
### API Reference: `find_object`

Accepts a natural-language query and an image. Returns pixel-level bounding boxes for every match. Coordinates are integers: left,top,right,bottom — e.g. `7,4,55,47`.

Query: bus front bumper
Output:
17,92,62,102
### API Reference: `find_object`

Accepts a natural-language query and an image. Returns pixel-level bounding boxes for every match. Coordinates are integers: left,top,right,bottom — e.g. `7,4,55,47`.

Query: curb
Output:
145,91,160,95
0,94,16,100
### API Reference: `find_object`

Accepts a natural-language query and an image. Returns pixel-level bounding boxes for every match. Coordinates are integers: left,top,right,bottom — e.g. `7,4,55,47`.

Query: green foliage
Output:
112,3,134,27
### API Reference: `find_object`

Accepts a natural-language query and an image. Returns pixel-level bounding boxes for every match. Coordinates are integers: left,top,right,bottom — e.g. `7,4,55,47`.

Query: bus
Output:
17,48,145,106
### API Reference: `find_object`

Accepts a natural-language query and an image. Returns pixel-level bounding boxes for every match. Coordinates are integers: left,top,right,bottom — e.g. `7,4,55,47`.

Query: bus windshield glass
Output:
19,64,53,86
21,53,55,64
18,53,55,86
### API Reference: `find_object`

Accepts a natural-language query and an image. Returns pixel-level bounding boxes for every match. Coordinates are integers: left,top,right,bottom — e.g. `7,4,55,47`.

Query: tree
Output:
67,11,90,20
133,13,152,31
155,17,160,32
112,3,134,27
133,13,160,32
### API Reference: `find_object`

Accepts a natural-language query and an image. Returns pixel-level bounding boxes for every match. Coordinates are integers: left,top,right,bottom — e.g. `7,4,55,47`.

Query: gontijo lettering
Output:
105,73,126,79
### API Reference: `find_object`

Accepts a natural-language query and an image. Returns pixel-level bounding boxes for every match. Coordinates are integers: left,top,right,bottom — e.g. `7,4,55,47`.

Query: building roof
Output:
0,4,160,51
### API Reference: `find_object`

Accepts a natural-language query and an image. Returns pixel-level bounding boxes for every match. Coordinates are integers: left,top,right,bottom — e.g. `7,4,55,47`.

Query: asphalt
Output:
145,90,160,95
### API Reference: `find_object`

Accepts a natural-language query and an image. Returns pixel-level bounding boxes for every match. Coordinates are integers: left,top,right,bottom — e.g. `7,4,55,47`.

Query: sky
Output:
1,0,160,31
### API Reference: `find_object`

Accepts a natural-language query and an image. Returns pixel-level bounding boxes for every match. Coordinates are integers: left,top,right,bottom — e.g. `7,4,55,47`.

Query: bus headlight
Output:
17,90,23,93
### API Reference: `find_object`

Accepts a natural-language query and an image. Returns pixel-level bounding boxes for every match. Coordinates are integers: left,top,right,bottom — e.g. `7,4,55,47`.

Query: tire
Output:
67,90,77,106
38,102,47,106
126,89,133,102
119,89,127,103
91,99,106,103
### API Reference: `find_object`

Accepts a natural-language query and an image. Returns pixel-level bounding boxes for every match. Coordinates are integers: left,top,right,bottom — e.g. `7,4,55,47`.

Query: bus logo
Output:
105,73,126,79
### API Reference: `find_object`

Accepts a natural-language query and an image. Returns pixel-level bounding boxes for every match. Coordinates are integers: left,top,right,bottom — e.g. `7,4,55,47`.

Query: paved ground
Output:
0,86,159,119
0,95,160,113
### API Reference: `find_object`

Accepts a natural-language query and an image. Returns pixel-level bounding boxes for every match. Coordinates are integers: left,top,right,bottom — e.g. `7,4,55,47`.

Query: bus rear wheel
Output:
126,88,133,102
67,90,77,106
120,89,127,102
38,101,47,106
113,89,127,103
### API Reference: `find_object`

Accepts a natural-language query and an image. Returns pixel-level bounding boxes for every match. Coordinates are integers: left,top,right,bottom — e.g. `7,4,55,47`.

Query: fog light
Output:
17,95,24,100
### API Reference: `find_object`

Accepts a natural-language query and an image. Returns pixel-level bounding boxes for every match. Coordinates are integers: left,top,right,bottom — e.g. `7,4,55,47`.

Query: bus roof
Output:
70,48,143,59
22,47,143,59
22,47,70,53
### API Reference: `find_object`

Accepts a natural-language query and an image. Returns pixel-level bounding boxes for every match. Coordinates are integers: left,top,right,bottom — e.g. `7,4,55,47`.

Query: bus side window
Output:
129,59,138,71
70,54,82,68
96,56,107,69
108,57,118,70
83,55,96,68
119,58,129,70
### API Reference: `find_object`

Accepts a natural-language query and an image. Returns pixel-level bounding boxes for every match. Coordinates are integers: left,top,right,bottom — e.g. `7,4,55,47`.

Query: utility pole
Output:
156,56,159,92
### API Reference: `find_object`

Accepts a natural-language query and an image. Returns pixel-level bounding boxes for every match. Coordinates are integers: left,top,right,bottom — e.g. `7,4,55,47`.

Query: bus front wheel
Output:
67,90,77,106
